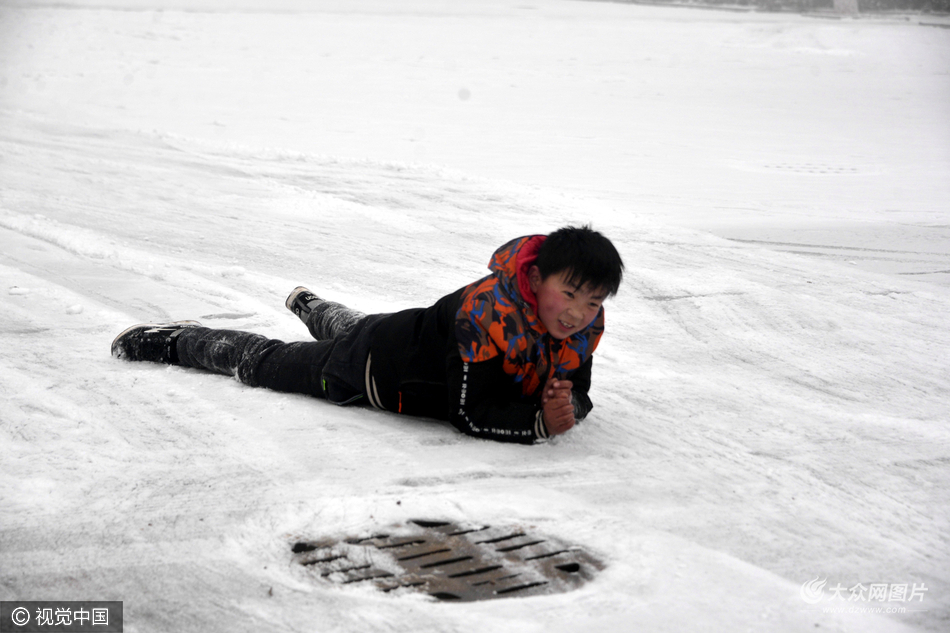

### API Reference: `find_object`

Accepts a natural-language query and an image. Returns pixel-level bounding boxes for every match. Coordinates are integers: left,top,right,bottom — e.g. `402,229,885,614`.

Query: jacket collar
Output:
488,234,547,334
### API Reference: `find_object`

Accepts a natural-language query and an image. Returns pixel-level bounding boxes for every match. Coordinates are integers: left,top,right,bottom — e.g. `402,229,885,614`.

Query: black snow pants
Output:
175,300,387,405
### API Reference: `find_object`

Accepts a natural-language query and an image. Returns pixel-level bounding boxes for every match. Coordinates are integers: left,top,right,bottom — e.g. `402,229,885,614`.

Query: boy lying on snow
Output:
112,226,624,444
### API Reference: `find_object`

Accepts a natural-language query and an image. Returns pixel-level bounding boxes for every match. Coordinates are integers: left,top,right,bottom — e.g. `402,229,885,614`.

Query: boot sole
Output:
285,286,312,312
111,320,203,356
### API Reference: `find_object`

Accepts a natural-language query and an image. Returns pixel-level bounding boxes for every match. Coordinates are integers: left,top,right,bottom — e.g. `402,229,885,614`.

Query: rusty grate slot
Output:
291,519,602,602
496,581,549,595
472,573,520,587
496,539,546,552
292,542,318,554
474,532,525,545
448,526,490,537
448,565,503,578
418,555,474,569
397,547,451,561
410,520,451,528
376,539,427,549
301,554,345,566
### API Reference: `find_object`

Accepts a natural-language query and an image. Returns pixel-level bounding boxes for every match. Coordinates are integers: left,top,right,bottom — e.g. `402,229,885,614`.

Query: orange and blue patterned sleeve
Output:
455,276,501,363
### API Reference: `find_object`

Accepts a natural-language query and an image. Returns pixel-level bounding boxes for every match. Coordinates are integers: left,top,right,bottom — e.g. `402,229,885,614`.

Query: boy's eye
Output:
564,291,575,299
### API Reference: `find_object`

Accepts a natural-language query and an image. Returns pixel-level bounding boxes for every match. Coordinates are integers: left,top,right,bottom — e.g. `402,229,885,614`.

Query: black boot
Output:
285,286,324,322
285,286,365,340
111,321,202,364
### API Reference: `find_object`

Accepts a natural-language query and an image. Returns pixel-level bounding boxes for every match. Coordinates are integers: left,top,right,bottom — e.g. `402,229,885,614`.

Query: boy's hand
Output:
542,377,575,436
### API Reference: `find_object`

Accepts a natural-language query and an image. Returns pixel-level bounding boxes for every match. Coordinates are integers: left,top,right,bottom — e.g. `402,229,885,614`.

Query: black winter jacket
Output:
365,236,600,444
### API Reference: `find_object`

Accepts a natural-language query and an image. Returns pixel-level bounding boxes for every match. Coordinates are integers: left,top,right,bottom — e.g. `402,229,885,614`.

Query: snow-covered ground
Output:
1,1,948,631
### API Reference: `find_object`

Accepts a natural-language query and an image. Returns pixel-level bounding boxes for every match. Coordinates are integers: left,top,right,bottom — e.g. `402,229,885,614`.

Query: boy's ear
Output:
528,265,542,293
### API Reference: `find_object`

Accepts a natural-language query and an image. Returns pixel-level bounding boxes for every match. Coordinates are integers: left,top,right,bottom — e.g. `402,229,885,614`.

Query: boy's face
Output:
528,267,605,340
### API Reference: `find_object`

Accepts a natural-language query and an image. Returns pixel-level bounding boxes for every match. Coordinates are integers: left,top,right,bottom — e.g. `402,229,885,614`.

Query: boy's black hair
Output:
535,225,624,297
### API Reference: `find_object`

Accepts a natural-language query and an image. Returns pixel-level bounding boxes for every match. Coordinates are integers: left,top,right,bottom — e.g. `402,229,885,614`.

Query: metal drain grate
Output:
291,519,602,601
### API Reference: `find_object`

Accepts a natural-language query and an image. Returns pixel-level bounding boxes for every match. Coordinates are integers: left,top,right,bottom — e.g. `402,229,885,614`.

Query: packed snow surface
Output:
1,1,948,631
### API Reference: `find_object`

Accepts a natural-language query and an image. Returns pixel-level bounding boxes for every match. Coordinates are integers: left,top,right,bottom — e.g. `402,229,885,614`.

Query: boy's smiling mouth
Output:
558,319,576,332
